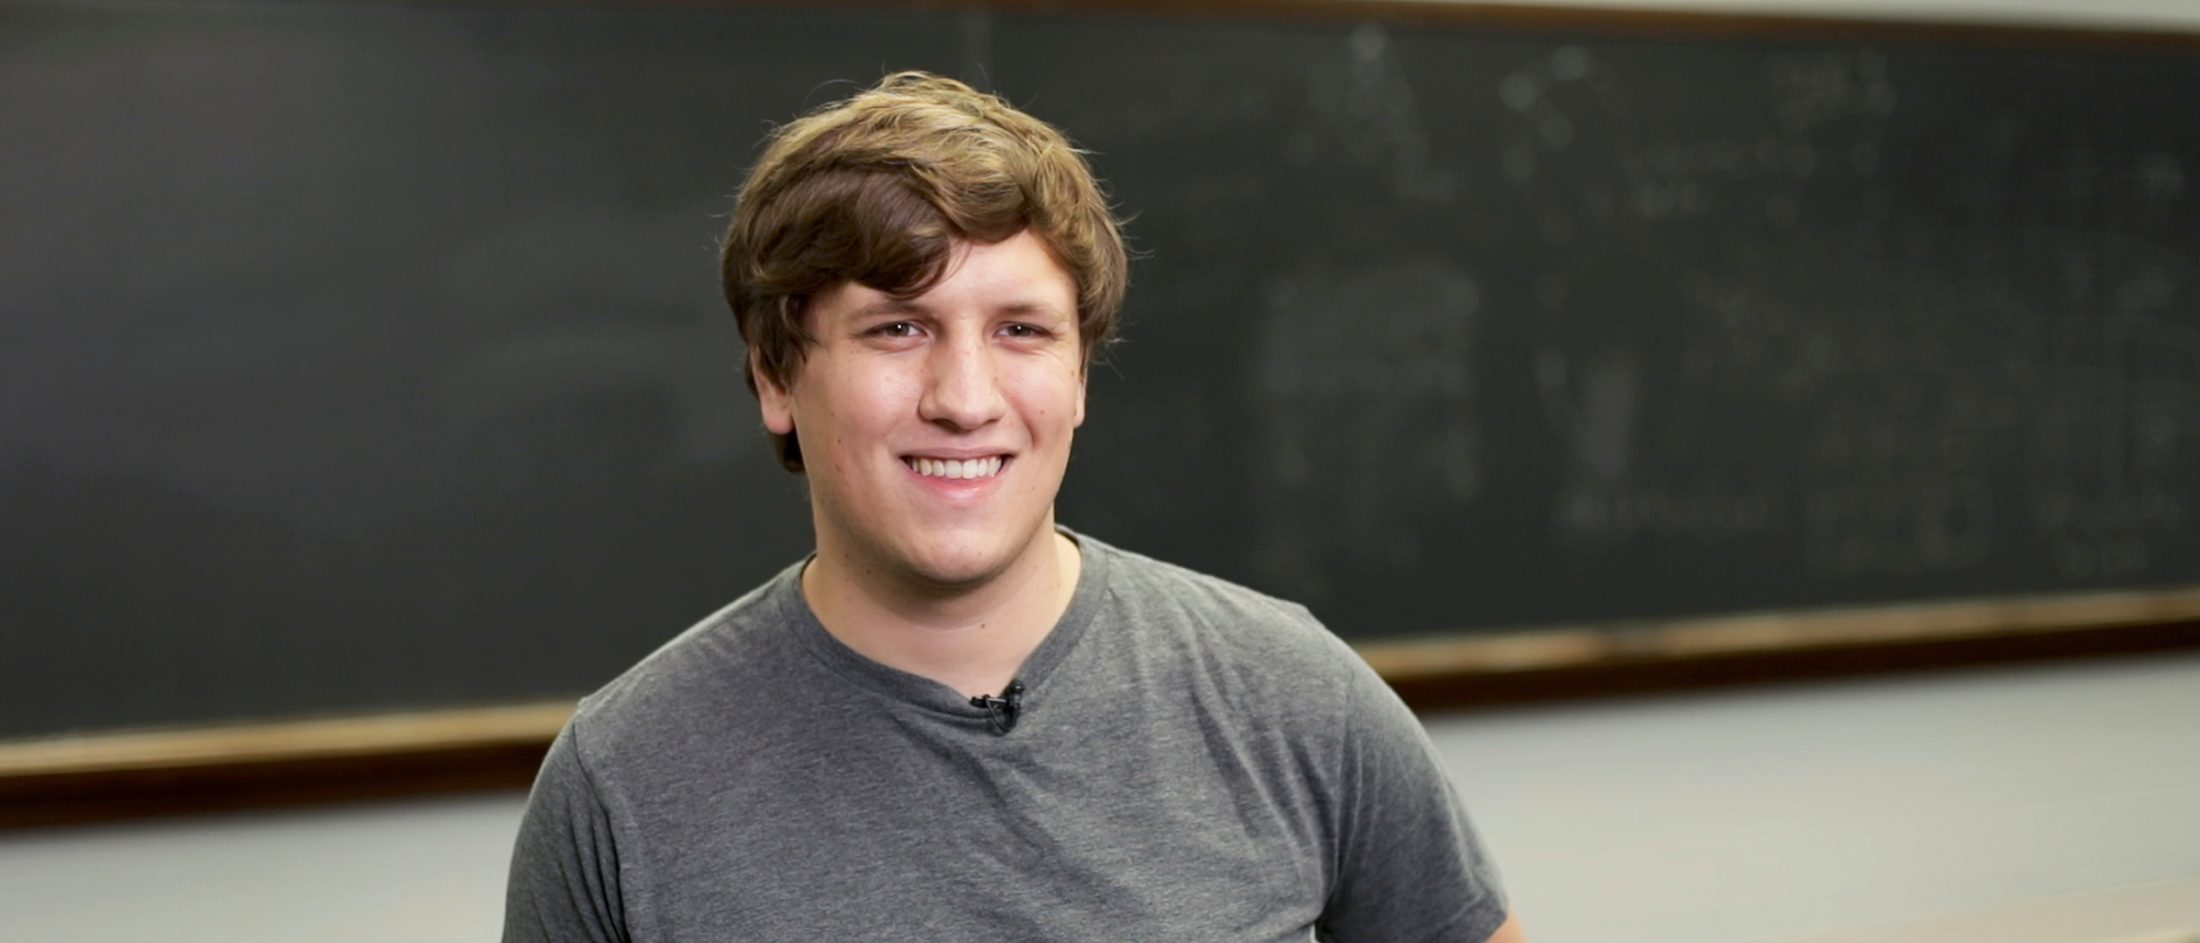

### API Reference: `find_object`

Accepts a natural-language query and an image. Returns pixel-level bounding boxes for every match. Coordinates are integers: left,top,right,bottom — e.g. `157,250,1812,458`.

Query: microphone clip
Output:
969,680,1024,735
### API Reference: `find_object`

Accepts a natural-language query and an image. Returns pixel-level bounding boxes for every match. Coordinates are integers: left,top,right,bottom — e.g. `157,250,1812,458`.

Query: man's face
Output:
758,230,1086,592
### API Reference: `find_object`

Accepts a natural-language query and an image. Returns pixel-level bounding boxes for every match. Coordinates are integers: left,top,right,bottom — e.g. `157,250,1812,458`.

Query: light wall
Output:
1445,652,2200,943
1392,0,2200,32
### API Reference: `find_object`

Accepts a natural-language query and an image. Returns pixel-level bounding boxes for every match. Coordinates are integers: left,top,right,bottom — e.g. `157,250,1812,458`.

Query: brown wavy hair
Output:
720,72,1130,472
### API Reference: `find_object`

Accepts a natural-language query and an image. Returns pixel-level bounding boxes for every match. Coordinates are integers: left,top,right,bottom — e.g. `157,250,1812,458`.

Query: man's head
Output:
719,72,1128,593
721,71,1129,473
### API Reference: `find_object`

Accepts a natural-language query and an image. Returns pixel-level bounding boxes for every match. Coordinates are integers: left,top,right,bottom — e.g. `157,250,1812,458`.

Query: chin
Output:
899,546,1011,592
894,525,1045,591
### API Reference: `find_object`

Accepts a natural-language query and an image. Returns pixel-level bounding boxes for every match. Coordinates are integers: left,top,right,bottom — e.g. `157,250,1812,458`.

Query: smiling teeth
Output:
911,457,1004,480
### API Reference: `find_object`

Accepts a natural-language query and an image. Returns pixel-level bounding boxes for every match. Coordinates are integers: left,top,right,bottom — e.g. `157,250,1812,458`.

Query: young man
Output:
505,72,1523,942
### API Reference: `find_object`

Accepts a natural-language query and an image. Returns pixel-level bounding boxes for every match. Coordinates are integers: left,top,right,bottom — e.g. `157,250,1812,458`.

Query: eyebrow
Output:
849,299,929,320
994,300,1072,319
847,298,1071,320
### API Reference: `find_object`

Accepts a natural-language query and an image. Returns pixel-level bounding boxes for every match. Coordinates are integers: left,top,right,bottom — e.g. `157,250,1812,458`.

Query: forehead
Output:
818,231,1078,321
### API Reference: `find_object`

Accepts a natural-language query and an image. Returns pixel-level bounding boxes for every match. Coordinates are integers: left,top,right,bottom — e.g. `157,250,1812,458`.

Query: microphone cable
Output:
969,680,1024,735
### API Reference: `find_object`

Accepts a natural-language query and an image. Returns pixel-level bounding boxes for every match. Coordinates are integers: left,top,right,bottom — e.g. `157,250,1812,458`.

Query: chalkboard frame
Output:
6,0,2200,828
4,588,2198,828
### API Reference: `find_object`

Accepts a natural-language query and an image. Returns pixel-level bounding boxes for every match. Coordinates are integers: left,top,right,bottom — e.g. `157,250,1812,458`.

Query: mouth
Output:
902,455,1010,481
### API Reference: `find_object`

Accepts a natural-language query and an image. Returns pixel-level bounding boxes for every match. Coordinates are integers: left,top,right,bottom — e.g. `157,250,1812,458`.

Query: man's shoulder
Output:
1085,534,1370,707
1097,537,1319,628
563,566,805,760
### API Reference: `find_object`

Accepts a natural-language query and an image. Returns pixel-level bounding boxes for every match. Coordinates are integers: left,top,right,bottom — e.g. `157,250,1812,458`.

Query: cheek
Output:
809,371,917,457
1015,369,1086,425
840,379,915,435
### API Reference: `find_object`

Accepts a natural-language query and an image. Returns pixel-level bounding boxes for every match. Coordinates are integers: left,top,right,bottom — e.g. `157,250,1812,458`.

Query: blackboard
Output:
4,0,2198,743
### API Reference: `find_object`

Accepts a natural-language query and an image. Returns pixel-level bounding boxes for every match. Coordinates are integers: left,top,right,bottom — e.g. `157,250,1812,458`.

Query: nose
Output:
917,331,1007,431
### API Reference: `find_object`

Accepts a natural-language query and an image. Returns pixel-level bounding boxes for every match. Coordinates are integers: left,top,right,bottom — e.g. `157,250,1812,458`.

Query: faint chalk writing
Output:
1767,50,1896,134
1535,251,1794,545
1503,47,1899,234
1558,487,1781,542
1247,258,1480,597
1806,479,1994,577
2027,312,2200,577
1496,45,1635,235
2138,152,2186,201
1292,23,1456,203
1536,348,1639,486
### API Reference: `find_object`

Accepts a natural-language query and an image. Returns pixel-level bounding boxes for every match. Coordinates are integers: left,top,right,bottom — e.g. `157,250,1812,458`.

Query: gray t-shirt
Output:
505,531,1507,942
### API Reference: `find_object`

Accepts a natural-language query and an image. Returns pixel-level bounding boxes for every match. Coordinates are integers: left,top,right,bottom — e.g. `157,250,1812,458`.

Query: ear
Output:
1073,364,1087,429
753,349,796,436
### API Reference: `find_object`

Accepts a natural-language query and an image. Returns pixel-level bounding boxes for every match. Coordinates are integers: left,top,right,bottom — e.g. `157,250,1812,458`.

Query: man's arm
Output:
1488,913,1530,943
1317,654,1516,942
504,721,629,943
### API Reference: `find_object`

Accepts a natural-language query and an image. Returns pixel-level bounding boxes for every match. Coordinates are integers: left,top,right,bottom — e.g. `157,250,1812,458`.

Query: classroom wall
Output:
3,650,2196,943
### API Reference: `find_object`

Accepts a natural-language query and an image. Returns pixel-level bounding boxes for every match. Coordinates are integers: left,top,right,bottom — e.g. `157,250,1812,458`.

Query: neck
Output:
802,526,1082,699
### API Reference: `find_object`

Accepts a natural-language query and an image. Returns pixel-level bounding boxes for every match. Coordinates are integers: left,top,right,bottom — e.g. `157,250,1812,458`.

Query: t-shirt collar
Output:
773,526,1114,721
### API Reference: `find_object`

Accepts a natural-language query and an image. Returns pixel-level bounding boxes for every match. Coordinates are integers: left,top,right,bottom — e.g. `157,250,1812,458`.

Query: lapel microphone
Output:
969,680,1025,735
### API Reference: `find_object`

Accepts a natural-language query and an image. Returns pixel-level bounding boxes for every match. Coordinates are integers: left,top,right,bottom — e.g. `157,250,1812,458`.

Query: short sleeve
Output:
1317,660,1509,943
504,718,631,943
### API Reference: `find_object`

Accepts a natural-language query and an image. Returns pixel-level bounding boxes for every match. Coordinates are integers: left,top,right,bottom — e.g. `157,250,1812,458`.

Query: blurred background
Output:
2,0,2197,939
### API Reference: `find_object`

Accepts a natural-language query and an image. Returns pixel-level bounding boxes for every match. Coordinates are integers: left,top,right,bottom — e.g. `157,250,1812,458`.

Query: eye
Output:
869,321,922,339
1000,323,1052,339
